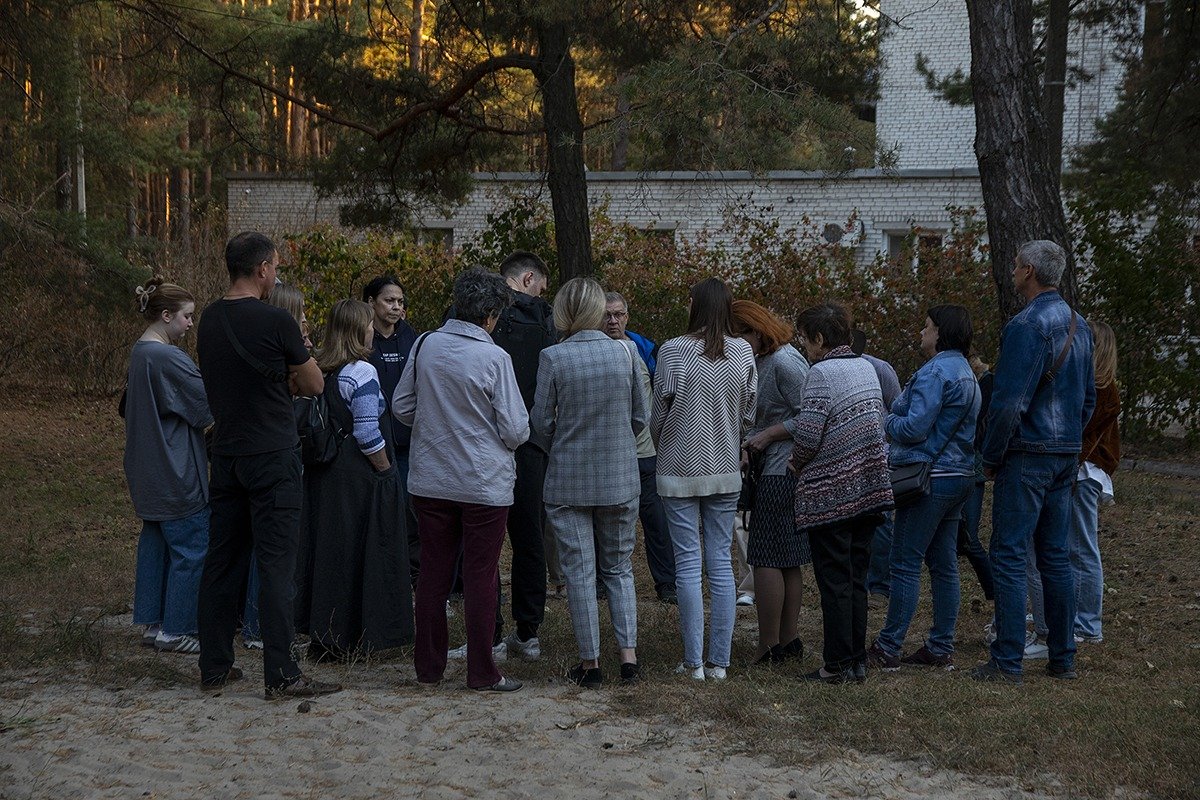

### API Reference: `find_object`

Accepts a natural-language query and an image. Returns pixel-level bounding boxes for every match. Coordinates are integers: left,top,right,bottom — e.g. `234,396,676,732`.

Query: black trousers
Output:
809,512,880,673
495,441,548,640
638,456,676,589
199,448,303,689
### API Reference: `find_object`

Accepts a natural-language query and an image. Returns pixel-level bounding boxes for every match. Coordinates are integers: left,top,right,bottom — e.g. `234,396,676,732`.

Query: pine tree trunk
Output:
533,22,593,281
169,128,190,242
409,0,425,72
967,0,1076,321
611,71,631,171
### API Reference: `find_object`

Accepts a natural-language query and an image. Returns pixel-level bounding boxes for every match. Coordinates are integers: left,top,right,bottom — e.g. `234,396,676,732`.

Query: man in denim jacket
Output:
972,240,1095,684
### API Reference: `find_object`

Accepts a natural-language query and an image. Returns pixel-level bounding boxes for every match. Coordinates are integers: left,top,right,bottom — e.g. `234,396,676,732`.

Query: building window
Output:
416,227,454,250
635,227,675,248
885,229,946,266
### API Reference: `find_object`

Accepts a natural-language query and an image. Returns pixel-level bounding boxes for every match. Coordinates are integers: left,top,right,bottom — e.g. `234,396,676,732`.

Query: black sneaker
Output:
866,640,900,672
200,666,244,693
567,663,603,689
900,644,955,671
1046,663,1078,680
852,661,867,684
656,584,678,605
968,660,1023,685
801,667,855,684
619,662,641,684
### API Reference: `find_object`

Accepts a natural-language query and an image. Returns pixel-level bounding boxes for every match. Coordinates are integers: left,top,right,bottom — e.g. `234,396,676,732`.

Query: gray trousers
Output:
545,499,639,660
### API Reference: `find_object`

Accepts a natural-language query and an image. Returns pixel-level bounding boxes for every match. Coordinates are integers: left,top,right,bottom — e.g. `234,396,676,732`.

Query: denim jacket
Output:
980,291,1096,468
886,350,980,474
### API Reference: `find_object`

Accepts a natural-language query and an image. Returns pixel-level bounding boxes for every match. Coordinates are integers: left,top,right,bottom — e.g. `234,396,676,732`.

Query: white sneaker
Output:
736,593,755,607
1024,632,1049,660
448,641,507,662
675,662,705,680
154,632,200,654
241,636,264,650
703,665,727,680
1074,633,1103,644
502,633,541,661
983,621,997,644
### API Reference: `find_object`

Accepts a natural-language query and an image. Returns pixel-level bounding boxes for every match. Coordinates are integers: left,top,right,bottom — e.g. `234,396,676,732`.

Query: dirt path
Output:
1,660,1048,800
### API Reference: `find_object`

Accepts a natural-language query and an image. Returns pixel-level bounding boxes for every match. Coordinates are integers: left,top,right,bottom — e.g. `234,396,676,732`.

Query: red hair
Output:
731,300,794,354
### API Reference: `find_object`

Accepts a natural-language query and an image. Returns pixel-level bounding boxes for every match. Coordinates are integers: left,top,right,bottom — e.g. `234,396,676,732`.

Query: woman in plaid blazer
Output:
531,277,648,688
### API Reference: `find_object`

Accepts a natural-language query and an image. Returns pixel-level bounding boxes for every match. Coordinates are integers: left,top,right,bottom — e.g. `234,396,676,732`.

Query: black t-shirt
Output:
369,321,417,451
197,298,311,456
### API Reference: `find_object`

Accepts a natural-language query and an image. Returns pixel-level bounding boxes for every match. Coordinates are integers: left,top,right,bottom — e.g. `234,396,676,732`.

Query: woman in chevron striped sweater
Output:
651,278,757,681
790,303,894,684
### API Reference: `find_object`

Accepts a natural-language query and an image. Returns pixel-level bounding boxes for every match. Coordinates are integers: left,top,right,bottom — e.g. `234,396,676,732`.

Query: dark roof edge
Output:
224,168,983,182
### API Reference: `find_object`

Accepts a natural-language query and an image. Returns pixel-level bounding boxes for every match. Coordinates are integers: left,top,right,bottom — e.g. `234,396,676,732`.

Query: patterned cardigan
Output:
790,346,894,530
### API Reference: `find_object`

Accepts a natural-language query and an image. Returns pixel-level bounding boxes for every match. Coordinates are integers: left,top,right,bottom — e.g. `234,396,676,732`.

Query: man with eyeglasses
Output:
604,292,677,604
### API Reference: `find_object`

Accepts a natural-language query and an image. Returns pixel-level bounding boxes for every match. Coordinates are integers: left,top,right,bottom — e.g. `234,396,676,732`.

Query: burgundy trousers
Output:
412,495,508,688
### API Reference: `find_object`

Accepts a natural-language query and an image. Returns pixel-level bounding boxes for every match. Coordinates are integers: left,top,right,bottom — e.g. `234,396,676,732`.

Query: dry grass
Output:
1,390,1197,797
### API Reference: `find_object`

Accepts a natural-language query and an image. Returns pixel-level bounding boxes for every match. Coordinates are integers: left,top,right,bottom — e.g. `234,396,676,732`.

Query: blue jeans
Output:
1070,476,1104,639
133,507,210,636
988,452,1078,675
865,513,894,596
241,554,261,640
662,492,739,668
958,481,995,600
877,476,970,657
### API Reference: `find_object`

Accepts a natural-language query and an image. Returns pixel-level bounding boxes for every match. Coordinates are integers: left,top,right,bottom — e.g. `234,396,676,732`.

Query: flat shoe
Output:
801,667,853,685
264,674,343,701
473,676,523,693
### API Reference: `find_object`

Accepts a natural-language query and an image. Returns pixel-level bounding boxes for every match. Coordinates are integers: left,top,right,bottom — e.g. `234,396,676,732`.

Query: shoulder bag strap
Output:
1041,311,1079,388
213,301,288,383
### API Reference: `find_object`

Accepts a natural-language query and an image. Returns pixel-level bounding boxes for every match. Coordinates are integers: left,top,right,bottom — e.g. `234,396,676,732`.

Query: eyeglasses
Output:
604,311,628,321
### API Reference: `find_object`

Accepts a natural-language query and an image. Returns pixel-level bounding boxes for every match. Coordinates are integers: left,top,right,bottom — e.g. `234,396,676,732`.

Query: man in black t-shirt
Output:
196,231,341,700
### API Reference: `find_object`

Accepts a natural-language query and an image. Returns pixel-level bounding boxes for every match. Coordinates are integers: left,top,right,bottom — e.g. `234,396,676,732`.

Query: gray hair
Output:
604,291,627,310
1017,240,1067,287
453,268,514,324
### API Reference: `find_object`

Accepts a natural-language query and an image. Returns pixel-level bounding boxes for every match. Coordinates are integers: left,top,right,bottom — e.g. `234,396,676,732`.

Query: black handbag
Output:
737,451,764,513
889,382,977,508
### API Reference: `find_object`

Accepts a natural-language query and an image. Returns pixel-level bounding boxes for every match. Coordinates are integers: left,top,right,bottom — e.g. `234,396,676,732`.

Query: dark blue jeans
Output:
866,513,894,596
958,481,995,600
638,456,676,589
988,452,1078,675
877,475,971,657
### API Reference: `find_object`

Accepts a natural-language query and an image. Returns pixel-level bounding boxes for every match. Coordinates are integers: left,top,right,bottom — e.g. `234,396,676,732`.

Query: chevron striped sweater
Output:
790,346,894,530
651,334,757,497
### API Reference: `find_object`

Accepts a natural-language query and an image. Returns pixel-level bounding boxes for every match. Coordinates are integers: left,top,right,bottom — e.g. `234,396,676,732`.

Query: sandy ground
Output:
0,625,1051,800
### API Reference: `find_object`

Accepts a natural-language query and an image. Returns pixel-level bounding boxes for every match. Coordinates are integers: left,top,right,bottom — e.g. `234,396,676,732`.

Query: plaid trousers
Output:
545,499,639,660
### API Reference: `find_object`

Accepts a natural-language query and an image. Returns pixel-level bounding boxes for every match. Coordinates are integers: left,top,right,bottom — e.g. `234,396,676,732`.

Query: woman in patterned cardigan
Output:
790,303,894,683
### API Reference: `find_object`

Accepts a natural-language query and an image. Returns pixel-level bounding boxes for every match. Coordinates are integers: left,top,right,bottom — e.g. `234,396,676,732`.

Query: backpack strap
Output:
212,301,288,383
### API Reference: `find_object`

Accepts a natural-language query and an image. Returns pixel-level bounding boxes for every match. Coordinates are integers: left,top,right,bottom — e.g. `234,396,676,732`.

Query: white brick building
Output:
227,0,1126,259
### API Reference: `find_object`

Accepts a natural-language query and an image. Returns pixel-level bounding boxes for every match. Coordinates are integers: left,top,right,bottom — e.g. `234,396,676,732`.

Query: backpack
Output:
296,381,347,467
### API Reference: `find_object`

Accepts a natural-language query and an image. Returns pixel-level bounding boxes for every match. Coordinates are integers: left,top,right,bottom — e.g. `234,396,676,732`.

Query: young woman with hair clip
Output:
124,277,213,654
300,299,413,660
651,278,757,681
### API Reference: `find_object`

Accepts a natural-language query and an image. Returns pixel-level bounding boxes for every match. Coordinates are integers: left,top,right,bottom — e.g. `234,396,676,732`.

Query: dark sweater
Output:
1081,381,1120,475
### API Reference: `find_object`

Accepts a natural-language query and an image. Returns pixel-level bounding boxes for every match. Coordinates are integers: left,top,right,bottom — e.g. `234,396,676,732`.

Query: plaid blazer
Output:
531,329,647,506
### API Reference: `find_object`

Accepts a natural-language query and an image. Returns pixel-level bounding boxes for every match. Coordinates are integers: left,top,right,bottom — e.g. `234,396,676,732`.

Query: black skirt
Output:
747,474,812,568
299,378,413,657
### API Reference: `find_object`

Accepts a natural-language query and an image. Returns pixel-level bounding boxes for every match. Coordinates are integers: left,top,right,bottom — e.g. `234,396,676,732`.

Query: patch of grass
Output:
1,392,1197,796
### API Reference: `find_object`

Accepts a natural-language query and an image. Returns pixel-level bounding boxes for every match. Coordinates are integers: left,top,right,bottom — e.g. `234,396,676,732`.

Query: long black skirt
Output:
301,446,413,658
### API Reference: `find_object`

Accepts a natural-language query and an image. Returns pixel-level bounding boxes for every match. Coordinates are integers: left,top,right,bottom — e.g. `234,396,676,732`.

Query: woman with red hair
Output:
732,300,812,665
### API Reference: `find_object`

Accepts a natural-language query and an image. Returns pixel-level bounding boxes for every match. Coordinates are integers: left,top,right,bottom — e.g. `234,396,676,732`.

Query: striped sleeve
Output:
338,361,386,456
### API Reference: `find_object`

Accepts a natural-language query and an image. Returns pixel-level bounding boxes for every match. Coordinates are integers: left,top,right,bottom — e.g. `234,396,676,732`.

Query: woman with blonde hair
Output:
732,300,810,664
124,278,212,654
1071,320,1119,644
531,278,647,688
302,299,412,659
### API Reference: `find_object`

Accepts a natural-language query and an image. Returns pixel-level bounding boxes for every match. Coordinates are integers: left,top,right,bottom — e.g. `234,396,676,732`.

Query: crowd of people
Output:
121,231,1120,698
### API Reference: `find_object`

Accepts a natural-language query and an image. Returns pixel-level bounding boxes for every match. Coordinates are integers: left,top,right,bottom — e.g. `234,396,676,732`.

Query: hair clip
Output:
135,283,157,313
